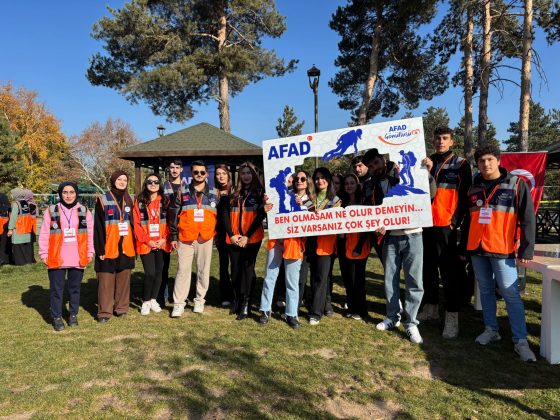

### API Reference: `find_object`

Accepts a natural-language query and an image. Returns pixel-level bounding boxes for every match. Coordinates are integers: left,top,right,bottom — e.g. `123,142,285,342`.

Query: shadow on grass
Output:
21,285,51,324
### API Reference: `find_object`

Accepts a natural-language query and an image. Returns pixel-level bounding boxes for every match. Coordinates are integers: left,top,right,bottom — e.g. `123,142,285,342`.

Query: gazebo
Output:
118,122,263,194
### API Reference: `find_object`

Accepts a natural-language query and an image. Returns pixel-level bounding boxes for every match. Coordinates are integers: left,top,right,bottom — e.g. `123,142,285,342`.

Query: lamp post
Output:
157,124,166,137
307,65,320,168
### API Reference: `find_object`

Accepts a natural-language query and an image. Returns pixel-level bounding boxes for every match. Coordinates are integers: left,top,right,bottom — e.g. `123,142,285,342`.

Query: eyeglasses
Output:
192,170,206,176
146,180,160,185
295,177,307,183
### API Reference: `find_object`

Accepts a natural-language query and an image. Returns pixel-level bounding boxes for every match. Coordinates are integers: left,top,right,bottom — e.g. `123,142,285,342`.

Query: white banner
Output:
262,117,433,240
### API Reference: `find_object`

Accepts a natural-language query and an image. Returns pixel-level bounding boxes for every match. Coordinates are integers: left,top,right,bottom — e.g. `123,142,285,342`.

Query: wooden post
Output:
135,162,142,196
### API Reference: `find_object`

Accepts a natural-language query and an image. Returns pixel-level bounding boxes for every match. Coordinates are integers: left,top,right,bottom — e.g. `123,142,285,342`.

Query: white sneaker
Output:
140,301,151,316
171,304,185,318
150,299,162,313
417,304,439,322
399,299,404,314
309,317,320,326
514,339,536,362
193,298,205,314
475,326,501,345
406,326,423,344
276,300,286,308
376,318,401,331
221,301,231,307
442,311,459,339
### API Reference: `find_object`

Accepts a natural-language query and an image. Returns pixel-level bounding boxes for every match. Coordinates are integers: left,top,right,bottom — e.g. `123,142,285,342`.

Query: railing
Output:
537,201,560,239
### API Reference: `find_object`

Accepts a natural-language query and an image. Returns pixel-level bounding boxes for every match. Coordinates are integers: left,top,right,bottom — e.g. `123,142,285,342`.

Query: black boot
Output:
259,311,271,324
236,297,249,321
52,317,65,331
286,316,300,330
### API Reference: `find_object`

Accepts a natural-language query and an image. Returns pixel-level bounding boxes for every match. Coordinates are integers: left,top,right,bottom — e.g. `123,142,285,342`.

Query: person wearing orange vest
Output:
305,167,341,326
0,192,11,265
133,174,171,316
419,127,472,339
466,145,536,362
169,160,218,317
7,188,38,265
222,162,265,320
38,182,94,331
94,170,136,323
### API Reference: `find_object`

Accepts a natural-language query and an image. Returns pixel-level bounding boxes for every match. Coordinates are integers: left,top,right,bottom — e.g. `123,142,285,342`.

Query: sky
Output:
0,1,559,147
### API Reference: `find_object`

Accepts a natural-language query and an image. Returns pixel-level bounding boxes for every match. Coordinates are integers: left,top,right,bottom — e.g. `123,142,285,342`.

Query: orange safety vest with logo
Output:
177,183,218,242
315,196,340,256
163,179,188,199
344,232,371,260
135,197,171,254
431,154,467,226
267,237,306,260
467,175,520,255
226,192,264,245
46,204,89,269
99,192,135,259
15,200,37,235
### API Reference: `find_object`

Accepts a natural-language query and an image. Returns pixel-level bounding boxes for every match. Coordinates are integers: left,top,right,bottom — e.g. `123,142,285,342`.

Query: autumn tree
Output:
70,118,139,192
87,0,296,132
275,106,305,138
329,0,448,125
0,115,25,193
0,83,68,193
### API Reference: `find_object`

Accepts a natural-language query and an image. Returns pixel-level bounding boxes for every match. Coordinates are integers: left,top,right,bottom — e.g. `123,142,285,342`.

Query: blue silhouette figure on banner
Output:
386,150,427,197
269,167,292,213
289,193,305,212
323,128,362,161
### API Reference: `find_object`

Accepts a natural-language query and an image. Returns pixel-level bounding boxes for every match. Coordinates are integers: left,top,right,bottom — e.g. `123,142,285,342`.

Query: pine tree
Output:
275,106,305,138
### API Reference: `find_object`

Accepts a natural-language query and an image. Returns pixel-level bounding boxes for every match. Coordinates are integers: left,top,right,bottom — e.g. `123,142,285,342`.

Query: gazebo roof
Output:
118,122,262,159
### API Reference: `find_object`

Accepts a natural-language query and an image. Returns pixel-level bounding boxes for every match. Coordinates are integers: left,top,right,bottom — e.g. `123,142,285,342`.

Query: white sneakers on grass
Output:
514,339,537,362
171,304,185,318
406,326,423,344
376,318,401,331
140,301,151,316
442,312,459,339
150,299,162,313
193,298,205,314
475,326,501,345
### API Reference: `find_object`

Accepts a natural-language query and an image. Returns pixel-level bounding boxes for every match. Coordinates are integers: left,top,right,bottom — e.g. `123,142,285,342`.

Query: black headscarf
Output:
109,170,133,208
0,193,10,216
58,182,79,209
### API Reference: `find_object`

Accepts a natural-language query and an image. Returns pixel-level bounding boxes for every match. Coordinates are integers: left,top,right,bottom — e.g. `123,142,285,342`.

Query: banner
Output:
500,152,547,212
262,117,433,239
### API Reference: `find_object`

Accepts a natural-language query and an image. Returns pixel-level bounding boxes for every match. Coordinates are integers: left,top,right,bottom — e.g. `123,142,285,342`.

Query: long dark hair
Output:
293,169,315,200
137,173,167,207
231,161,263,204
340,173,362,206
215,163,233,194
312,167,336,200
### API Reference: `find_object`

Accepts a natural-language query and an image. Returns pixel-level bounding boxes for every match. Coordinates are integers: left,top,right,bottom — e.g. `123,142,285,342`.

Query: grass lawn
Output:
0,241,558,419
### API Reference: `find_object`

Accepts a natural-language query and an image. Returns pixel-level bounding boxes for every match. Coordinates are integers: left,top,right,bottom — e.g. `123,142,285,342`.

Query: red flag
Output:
500,152,547,212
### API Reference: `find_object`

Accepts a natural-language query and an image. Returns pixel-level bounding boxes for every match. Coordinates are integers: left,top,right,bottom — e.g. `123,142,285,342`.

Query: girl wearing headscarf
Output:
0,192,11,265
7,188,38,265
39,182,94,331
94,170,135,323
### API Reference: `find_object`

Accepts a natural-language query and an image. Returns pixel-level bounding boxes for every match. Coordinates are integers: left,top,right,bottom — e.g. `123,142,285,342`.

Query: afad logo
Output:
377,124,421,146
268,137,311,160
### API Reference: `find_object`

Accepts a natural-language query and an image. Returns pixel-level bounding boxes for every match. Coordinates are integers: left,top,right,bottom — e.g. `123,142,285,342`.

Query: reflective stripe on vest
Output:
15,200,37,235
178,184,218,242
47,204,89,269
431,154,466,226
226,193,263,245
136,199,171,254
467,176,519,255
100,192,135,258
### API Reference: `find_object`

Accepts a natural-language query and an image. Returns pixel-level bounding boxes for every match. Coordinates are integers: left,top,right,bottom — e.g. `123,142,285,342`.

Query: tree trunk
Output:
463,1,474,163
519,0,533,152
478,0,492,148
217,3,230,132
357,6,383,126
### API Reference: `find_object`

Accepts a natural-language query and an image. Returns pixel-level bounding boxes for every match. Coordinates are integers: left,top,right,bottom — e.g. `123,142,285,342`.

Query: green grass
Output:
0,243,559,419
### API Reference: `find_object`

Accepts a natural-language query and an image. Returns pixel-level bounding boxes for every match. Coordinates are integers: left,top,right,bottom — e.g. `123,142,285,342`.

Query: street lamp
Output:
307,65,320,168
157,125,166,137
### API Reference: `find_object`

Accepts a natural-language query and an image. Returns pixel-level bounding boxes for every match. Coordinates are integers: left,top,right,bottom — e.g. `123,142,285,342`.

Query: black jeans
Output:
157,250,172,304
229,242,261,311
308,253,332,319
140,250,164,302
217,242,234,303
48,268,84,319
422,226,460,312
340,254,368,317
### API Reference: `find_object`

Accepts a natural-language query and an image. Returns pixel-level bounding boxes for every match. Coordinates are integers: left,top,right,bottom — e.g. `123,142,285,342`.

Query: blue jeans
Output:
471,255,528,343
382,233,424,328
260,241,302,317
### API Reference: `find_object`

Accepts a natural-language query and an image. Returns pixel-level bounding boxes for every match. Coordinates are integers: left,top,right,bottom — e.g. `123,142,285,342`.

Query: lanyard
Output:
150,207,160,222
434,154,454,183
59,204,73,226
195,191,204,209
109,192,126,221
482,183,501,208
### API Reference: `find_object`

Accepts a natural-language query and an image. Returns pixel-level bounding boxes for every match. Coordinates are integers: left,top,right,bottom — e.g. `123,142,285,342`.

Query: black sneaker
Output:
259,311,271,324
52,317,65,331
286,316,300,330
68,315,78,327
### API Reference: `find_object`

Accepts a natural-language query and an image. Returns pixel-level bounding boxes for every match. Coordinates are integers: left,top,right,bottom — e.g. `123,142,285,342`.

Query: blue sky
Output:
1,1,558,147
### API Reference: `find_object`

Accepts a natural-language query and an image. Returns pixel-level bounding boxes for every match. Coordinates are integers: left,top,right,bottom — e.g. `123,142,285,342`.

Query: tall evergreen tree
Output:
504,102,560,151
275,105,305,138
0,115,25,193
421,106,451,156
87,0,296,132
329,0,448,125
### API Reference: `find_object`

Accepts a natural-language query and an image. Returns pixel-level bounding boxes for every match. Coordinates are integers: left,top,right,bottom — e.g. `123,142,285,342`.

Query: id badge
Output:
118,222,129,236
149,223,160,238
479,207,492,225
194,209,205,222
63,228,76,243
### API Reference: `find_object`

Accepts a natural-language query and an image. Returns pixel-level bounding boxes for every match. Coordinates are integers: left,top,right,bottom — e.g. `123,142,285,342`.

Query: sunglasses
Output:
146,179,160,185
295,177,307,183
192,170,206,176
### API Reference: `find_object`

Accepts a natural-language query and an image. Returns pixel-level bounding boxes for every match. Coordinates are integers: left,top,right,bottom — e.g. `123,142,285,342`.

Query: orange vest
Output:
431,154,467,226
467,175,519,255
226,192,264,245
99,192,135,259
135,197,171,255
267,237,305,260
177,184,218,242
46,204,89,269
0,216,8,233
314,196,340,256
15,200,37,235
344,232,371,260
